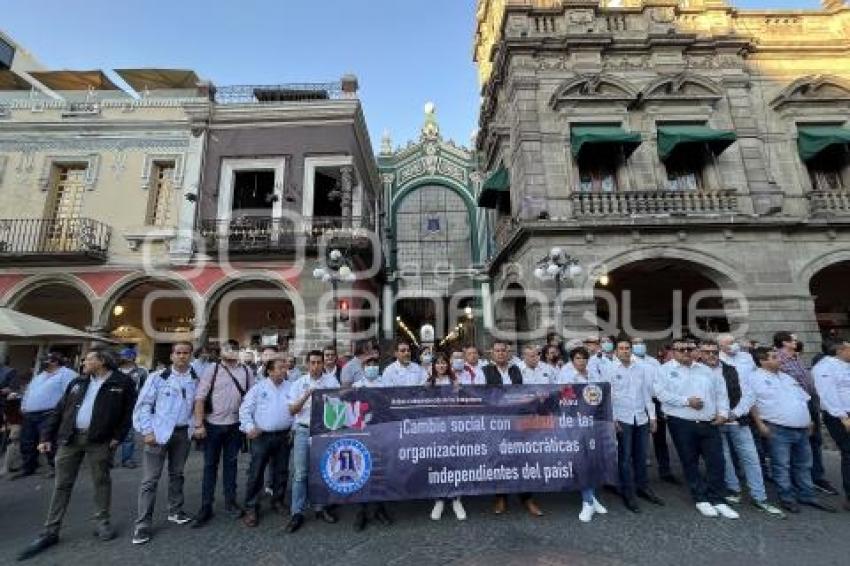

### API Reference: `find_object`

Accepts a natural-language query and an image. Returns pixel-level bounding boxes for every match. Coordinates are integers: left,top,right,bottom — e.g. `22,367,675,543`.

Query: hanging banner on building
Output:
308,384,617,504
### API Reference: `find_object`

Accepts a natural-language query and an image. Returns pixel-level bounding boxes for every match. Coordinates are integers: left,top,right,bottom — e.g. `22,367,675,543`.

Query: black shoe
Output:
780,501,800,514
94,522,115,541
131,526,152,545
801,500,837,513
623,497,642,514
373,506,394,526
660,474,681,485
190,507,213,529
224,501,244,519
813,479,840,496
354,510,368,532
315,509,338,524
284,513,304,533
637,488,665,506
17,533,58,561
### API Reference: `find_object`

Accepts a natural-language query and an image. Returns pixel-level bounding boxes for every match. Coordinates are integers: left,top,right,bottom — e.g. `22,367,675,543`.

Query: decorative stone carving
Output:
140,153,186,190
635,72,724,107
550,73,639,109
603,55,651,71
38,154,101,191
650,7,676,24
770,74,850,110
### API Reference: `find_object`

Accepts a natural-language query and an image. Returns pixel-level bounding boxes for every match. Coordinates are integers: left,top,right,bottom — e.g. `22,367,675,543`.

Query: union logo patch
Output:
320,438,372,495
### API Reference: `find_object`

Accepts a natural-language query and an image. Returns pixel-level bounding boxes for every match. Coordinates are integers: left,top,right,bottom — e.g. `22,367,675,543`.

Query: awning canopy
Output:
797,125,850,162
0,307,118,343
657,125,737,160
0,70,34,90
570,125,642,158
29,70,120,91
114,68,200,92
477,167,510,209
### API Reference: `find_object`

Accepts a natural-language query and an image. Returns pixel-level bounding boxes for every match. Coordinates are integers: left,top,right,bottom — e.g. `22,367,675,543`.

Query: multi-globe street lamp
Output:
313,248,356,350
533,247,582,342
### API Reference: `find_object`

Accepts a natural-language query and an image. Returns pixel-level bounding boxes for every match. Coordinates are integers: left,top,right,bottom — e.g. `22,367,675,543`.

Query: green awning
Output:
797,125,850,162
571,125,642,158
478,167,510,209
657,125,737,160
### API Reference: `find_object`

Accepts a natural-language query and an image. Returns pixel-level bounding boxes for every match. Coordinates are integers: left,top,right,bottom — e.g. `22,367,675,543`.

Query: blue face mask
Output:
729,343,741,355
364,365,380,381
633,343,647,357
421,354,433,365
601,342,614,354
451,359,465,372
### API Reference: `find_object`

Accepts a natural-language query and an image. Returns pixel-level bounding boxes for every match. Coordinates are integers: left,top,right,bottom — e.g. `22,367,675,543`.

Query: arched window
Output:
395,185,472,275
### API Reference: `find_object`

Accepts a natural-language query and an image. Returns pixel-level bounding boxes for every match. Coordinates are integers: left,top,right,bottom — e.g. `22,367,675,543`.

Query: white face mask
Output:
729,343,740,355
421,354,433,366
451,359,465,371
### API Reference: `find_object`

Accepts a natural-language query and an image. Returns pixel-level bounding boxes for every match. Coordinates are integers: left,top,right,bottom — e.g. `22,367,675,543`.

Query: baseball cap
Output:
118,347,138,361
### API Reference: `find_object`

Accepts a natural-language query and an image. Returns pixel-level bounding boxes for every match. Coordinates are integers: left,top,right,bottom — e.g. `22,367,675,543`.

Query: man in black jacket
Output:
482,340,543,517
18,348,136,561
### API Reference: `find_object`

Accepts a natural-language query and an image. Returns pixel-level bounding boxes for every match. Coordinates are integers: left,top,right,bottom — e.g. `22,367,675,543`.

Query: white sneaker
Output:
696,502,719,517
592,497,608,514
578,502,595,523
714,503,740,519
451,498,467,521
430,500,444,521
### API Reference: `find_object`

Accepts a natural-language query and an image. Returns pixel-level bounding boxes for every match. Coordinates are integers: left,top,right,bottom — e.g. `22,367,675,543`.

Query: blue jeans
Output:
721,423,767,502
581,488,595,504
616,422,649,498
201,422,242,509
120,428,135,465
20,410,55,473
767,423,816,504
667,417,725,504
291,425,319,516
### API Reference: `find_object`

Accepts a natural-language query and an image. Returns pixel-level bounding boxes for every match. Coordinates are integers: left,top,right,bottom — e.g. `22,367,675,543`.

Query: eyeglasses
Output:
700,350,719,355
674,347,696,352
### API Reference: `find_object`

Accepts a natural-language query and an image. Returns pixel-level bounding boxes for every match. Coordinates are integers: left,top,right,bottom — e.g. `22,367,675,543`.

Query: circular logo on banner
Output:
582,384,603,406
320,438,373,495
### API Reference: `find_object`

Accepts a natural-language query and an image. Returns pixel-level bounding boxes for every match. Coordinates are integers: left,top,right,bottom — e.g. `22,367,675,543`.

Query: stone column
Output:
738,293,822,360
170,130,206,262
340,165,353,229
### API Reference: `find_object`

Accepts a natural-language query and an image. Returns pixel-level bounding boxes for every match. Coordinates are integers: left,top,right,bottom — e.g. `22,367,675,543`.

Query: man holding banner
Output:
482,340,544,517
286,350,340,533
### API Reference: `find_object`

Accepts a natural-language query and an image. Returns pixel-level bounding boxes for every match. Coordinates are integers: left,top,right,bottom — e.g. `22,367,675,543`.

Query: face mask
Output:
633,344,647,357
287,369,299,380
451,359,465,371
601,342,614,354
421,354,433,365
364,366,380,381
729,343,740,355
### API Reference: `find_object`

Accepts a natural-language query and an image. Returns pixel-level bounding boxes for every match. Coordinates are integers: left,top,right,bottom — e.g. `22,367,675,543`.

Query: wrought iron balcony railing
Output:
571,189,739,218
214,82,346,104
808,190,850,216
0,218,111,262
198,215,376,254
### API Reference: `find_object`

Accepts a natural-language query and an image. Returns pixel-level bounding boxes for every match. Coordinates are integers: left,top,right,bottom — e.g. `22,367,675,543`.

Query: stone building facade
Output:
0,33,381,370
378,105,485,348
473,0,850,352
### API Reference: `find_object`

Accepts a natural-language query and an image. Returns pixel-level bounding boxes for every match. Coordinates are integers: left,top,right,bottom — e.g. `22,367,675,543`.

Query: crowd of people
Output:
1,328,849,561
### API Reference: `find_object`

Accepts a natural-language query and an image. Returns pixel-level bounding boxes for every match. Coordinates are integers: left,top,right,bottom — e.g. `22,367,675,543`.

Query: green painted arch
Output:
389,176,481,269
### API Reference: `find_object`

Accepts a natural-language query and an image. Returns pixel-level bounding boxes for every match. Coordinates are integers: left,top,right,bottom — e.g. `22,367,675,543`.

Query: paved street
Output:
1,448,848,566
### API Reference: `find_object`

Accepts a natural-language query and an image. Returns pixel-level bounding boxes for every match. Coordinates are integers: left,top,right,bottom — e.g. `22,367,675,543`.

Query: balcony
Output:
214,81,352,104
571,189,739,218
0,218,111,264
808,190,850,217
198,215,376,255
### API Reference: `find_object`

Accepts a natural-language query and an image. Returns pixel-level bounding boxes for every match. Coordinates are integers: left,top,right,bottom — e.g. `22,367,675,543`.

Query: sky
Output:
3,0,823,151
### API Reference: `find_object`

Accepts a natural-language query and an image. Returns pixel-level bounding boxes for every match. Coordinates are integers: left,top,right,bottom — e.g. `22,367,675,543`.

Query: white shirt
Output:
496,365,513,385
588,353,613,381
353,374,392,388
813,356,850,419
706,363,756,419
457,363,484,385
635,355,662,393
75,374,107,430
431,375,454,386
383,360,425,387
288,373,340,426
518,361,557,385
655,360,729,421
720,350,757,380
240,377,294,433
602,358,656,426
555,364,592,384
21,367,77,413
749,368,811,428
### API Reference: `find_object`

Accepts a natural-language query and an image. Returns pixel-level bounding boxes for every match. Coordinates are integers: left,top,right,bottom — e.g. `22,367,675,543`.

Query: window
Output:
665,150,705,191
578,151,618,192
313,168,343,218
45,165,87,250
807,144,849,191
0,37,13,70
231,170,276,214
146,162,176,226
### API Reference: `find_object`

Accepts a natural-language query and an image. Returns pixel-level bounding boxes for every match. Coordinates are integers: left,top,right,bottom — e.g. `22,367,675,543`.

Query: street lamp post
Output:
533,247,582,343
313,248,356,350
